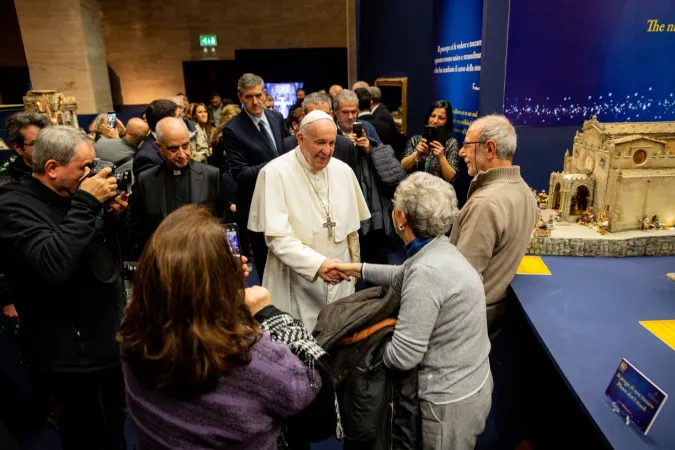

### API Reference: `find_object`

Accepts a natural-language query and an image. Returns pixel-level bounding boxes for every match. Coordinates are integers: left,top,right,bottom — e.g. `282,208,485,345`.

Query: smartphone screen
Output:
107,113,117,128
224,223,241,259
353,122,363,136
424,125,435,142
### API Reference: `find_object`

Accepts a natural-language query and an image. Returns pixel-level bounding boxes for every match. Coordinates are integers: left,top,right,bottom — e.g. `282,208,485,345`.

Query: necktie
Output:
259,121,277,155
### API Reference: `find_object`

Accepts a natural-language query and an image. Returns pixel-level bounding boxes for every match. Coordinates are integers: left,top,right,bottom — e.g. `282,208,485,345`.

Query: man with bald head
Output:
329,84,343,99
248,110,370,331
352,80,370,91
129,117,224,252
95,117,149,168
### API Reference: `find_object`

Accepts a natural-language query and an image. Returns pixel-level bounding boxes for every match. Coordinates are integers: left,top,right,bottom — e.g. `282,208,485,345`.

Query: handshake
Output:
318,259,358,285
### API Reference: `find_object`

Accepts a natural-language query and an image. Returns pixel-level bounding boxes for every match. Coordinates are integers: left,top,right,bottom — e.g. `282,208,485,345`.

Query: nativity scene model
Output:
528,116,675,257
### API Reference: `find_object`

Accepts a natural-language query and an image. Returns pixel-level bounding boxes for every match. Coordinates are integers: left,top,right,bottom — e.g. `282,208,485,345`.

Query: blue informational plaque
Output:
605,359,668,434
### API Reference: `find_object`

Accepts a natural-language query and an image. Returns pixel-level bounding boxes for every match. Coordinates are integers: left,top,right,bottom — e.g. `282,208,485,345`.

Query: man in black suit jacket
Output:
355,87,393,146
133,99,178,178
129,117,223,253
223,73,287,279
369,86,396,131
281,92,358,171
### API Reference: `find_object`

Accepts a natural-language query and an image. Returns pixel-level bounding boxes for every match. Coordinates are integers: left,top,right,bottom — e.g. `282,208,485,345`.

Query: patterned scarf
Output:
259,312,344,444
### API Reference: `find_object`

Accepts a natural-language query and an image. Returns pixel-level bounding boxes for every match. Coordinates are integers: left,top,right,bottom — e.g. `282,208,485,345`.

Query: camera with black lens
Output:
87,158,132,194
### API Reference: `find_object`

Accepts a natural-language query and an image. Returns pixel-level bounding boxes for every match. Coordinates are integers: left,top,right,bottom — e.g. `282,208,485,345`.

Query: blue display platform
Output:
511,256,675,449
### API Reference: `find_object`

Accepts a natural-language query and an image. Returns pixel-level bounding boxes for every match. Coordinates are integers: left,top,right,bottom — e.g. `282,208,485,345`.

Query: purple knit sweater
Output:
122,331,321,449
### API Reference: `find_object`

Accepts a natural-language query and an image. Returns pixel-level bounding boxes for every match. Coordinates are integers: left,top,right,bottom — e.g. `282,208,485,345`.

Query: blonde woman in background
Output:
209,104,242,219
88,113,126,141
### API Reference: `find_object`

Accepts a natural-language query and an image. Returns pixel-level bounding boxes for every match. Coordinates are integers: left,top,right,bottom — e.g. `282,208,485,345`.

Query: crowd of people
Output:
0,72,538,450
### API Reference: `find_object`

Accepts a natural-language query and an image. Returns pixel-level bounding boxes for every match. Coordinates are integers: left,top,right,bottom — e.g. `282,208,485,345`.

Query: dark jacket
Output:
0,156,31,187
372,104,396,132
359,113,393,147
282,134,358,172
314,287,420,449
355,143,407,237
133,134,164,179
0,177,124,372
128,161,223,251
223,109,286,228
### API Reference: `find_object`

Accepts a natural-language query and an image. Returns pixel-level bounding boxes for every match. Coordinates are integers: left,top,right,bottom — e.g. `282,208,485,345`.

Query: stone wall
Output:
528,235,675,257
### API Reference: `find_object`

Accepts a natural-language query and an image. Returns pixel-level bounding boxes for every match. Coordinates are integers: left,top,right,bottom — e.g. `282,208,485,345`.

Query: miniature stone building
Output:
23,90,79,129
549,116,675,232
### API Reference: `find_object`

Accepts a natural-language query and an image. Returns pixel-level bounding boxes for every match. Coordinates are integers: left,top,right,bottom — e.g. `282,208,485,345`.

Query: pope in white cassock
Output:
248,110,370,331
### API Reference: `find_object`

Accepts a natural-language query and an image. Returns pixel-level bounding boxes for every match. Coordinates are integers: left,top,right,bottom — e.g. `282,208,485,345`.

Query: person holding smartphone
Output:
401,100,460,183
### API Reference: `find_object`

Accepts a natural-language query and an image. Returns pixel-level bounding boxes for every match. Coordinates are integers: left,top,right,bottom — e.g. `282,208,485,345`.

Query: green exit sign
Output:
199,35,217,47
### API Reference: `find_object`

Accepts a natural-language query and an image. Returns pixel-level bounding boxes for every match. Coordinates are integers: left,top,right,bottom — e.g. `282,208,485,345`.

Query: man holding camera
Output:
0,126,128,450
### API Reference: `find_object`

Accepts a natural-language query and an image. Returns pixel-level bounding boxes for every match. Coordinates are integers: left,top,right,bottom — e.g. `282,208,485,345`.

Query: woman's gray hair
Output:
33,126,92,174
393,172,459,238
237,73,264,93
473,114,517,160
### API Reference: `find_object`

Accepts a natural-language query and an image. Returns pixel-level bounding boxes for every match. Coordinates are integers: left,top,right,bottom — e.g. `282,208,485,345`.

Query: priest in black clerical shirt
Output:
129,117,224,255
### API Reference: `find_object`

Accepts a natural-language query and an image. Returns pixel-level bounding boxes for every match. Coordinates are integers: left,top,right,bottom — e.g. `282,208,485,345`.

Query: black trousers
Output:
30,364,126,450
250,231,269,282
360,229,391,265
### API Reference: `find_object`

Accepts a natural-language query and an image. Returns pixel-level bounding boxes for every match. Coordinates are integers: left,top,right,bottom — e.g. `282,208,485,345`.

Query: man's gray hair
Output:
302,92,333,113
393,172,459,238
33,126,92,174
472,114,518,160
155,117,188,144
368,86,382,103
237,73,264,93
334,89,358,110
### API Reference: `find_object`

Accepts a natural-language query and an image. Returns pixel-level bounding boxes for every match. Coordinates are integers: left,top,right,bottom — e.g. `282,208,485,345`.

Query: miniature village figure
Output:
578,207,594,225
596,210,609,235
537,190,548,204
650,215,663,229
641,216,650,231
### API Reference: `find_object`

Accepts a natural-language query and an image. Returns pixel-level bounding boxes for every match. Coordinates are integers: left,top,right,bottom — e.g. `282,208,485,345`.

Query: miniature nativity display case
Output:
23,90,79,128
528,116,675,257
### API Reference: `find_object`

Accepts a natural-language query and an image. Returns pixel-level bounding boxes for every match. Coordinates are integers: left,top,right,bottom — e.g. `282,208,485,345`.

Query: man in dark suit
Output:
224,73,287,280
281,92,358,171
129,117,223,253
354,87,393,146
133,99,178,178
369,86,396,131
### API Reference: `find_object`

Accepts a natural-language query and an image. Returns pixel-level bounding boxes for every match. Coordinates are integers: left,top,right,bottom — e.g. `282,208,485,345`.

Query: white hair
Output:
393,172,459,238
472,114,517,160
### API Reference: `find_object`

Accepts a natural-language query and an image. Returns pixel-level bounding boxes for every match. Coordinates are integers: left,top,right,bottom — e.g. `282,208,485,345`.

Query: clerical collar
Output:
294,146,324,173
165,162,189,176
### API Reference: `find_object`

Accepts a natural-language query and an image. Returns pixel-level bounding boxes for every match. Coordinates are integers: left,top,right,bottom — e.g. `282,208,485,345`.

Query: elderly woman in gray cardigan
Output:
335,172,492,450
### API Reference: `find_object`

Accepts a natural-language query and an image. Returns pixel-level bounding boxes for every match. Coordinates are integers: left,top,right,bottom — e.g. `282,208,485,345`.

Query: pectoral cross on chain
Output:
323,215,336,238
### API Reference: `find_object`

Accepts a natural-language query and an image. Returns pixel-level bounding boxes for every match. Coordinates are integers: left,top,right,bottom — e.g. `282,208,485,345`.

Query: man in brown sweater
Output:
450,114,537,335
450,114,537,449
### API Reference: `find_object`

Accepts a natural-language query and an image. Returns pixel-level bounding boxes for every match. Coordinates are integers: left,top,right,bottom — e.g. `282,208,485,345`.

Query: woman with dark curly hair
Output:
119,205,329,449
401,100,460,183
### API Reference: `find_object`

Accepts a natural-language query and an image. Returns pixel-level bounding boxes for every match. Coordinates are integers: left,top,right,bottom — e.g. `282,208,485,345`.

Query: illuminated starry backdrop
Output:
504,0,675,127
